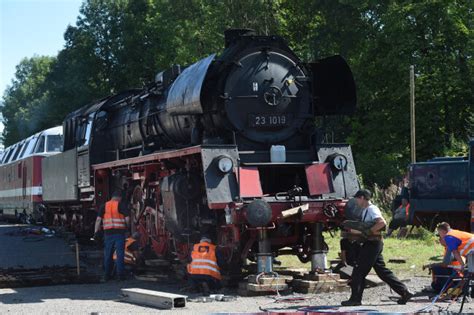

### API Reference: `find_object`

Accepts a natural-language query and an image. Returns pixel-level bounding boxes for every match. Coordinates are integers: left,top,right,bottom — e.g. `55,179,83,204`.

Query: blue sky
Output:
1,0,83,94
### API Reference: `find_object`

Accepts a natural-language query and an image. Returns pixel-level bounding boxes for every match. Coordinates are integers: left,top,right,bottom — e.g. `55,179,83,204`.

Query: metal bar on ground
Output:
121,288,187,309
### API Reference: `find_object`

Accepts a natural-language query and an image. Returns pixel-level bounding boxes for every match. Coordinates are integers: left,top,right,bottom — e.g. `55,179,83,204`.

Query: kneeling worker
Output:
187,236,222,293
341,189,413,306
113,232,141,267
437,222,474,270
424,235,463,292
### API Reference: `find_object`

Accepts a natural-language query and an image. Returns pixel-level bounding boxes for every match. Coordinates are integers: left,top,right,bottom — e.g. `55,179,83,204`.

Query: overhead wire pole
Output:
410,65,416,163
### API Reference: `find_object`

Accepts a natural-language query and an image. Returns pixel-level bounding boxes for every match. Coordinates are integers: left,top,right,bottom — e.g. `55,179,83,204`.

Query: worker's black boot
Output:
397,290,413,304
341,299,362,306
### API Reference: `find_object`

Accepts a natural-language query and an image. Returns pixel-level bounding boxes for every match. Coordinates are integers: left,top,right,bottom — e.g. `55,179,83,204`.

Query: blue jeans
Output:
104,233,125,278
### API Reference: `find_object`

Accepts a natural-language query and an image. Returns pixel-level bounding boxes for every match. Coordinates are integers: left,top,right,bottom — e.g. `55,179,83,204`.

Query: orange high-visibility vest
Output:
103,200,126,230
187,241,221,280
113,237,137,264
446,229,474,257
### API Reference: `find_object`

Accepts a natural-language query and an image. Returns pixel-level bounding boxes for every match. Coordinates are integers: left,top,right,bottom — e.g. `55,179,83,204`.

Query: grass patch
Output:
279,229,442,277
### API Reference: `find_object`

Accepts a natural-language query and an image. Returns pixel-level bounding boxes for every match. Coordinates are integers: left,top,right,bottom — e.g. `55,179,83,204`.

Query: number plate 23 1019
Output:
249,113,291,127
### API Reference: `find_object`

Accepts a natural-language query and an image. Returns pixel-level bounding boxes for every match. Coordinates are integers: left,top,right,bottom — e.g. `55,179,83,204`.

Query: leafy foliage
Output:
1,0,473,186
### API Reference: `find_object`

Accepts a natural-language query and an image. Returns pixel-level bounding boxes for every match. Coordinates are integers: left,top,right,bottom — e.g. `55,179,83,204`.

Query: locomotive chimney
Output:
224,28,256,47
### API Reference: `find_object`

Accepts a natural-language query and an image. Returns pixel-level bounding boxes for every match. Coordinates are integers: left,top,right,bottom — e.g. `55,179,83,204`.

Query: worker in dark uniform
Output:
341,189,413,306
94,190,131,281
187,236,222,294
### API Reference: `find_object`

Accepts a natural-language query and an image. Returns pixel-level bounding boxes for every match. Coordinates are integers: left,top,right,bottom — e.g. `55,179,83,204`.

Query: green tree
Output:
1,56,55,146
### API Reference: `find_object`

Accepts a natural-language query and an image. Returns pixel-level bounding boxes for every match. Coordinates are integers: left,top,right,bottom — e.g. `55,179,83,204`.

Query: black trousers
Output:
350,239,407,302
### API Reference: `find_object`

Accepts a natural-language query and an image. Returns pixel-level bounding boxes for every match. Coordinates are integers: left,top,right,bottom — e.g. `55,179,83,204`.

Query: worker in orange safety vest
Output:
423,235,464,293
94,190,130,281
437,222,474,270
187,236,222,293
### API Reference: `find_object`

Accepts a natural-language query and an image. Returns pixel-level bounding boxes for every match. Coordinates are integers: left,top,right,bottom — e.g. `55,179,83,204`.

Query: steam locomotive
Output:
2,29,360,274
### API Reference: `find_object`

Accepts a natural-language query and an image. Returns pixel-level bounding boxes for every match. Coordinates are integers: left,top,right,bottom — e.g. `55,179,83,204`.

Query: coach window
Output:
11,144,22,161
24,137,36,156
46,135,63,152
2,148,12,163
1,149,9,163
18,140,31,159
34,136,46,153
11,144,24,161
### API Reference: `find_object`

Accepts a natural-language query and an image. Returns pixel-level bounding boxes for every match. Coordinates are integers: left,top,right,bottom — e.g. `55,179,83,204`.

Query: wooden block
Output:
293,279,339,288
247,275,288,285
303,273,340,281
238,281,290,296
246,283,288,292
121,288,187,309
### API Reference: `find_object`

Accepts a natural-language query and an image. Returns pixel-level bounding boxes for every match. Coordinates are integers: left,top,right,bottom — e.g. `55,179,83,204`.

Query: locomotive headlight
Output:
217,156,233,173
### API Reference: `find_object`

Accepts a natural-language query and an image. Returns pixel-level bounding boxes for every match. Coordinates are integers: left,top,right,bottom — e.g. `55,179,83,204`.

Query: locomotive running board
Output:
92,145,203,170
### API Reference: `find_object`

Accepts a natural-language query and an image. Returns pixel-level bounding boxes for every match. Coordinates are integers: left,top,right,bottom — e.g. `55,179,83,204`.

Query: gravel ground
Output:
1,276,474,314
